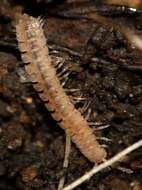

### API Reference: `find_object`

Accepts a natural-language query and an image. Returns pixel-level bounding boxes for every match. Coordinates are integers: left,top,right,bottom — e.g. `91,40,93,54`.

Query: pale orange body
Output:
15,14,106,163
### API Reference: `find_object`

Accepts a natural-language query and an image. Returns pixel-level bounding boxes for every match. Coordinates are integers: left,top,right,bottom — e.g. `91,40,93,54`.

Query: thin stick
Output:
58,134,71,190
62,139,142,190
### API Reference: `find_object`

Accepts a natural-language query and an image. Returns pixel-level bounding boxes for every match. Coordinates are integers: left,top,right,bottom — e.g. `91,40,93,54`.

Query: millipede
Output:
15,13,106,163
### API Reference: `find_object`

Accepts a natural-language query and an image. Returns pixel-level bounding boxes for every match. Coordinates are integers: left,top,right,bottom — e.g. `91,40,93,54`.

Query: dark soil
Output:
0,0,142,190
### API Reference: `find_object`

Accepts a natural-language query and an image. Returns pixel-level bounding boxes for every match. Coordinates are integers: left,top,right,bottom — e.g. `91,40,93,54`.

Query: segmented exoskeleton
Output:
15,14,106,163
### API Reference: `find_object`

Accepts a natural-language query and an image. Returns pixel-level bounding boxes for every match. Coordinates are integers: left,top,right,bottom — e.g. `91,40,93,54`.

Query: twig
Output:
58,134,71,190
62,139,142,190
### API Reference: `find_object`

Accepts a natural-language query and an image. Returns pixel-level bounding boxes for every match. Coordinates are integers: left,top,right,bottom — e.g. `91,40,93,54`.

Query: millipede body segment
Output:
15,14,106,163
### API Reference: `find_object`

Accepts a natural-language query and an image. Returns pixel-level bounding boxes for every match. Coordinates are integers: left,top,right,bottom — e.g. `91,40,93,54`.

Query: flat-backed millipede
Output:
15,13,106,163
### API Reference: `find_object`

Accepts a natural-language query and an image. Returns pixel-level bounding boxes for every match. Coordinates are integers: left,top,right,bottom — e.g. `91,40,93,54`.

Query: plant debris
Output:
0,0,142,189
